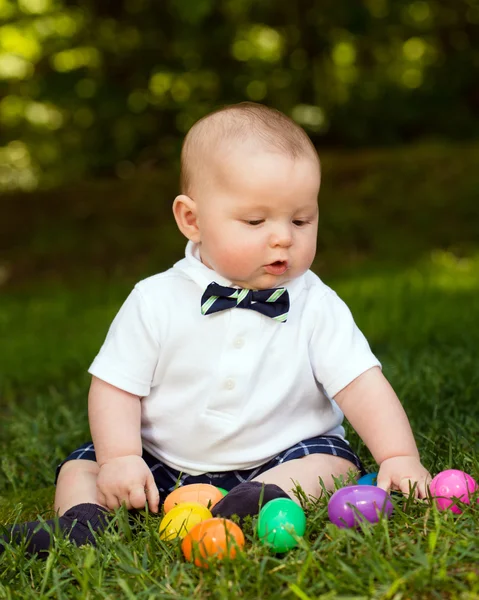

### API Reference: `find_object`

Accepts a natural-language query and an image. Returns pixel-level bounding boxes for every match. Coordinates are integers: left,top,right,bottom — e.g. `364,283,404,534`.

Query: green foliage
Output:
1,0,479,190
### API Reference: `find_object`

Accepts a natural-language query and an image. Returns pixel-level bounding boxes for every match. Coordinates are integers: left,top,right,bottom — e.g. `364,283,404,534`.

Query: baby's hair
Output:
180,102,319,195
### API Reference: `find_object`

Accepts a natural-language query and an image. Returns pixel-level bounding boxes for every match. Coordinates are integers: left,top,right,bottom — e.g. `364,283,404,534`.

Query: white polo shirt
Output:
89,242,381,475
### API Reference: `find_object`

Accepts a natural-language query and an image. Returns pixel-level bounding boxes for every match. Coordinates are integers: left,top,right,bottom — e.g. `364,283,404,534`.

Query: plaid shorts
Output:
56,435,364,498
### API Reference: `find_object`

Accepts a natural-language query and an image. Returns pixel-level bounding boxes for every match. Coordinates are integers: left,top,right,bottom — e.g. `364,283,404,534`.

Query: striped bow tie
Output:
201,282,290,323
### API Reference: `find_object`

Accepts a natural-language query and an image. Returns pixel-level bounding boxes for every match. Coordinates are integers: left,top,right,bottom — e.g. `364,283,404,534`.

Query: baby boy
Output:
1,102,430,556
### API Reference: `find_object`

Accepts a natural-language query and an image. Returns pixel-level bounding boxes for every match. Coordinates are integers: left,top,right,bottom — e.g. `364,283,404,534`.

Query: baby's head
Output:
173,102,321,290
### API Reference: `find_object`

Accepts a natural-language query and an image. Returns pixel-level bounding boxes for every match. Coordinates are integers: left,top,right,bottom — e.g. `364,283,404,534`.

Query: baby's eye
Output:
293,219,309,227
246,219,264,226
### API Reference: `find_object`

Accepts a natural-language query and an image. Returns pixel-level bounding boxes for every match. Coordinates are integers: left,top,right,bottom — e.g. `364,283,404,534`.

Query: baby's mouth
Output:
264,261,288,275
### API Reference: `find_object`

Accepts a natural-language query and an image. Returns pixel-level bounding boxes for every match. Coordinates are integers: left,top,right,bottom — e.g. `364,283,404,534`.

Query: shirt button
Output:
225,378,236,390
234,337,244,349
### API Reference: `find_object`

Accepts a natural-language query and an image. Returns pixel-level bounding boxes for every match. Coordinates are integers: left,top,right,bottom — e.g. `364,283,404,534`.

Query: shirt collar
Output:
174,241,306,301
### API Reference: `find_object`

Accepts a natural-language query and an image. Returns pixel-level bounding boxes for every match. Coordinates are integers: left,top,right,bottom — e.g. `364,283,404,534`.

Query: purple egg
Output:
328,485,393,528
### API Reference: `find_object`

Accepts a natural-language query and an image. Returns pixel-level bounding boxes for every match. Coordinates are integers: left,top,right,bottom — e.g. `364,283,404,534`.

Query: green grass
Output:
1,249,479,599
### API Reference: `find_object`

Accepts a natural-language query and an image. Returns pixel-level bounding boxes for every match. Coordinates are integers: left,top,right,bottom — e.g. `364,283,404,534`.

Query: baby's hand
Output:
96,455,160,512
377,456,431,499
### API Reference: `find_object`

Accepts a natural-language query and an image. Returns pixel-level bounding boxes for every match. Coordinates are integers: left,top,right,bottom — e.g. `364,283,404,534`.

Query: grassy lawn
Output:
1,144,479,598
1,251,478,598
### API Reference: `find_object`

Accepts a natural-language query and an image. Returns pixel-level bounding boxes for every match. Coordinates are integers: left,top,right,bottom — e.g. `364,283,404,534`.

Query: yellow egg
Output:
159,502,213,541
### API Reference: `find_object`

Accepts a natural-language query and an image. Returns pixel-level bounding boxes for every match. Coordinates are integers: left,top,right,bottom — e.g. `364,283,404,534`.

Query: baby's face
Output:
194,145,320,289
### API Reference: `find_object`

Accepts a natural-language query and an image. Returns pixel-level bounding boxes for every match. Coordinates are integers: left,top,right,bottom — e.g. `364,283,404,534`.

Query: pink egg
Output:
429,469,478,514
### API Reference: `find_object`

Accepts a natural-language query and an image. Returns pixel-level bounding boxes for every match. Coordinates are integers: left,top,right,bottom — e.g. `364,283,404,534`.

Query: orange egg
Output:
181,518,245,568
164,483,224,513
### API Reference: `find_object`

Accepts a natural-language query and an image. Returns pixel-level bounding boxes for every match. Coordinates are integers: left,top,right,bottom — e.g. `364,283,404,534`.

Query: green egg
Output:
257,498,306,553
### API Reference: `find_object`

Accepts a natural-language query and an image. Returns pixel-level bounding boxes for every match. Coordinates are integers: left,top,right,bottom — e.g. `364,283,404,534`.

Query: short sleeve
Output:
88,286,160,396
310,290,381,398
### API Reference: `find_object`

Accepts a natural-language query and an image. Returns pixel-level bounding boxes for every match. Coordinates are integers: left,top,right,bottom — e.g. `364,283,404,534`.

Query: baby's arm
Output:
334,366,431,497
88,376,160,512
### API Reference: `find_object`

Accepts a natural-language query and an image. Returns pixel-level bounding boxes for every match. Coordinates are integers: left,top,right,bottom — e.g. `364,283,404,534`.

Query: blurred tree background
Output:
1,0,479,190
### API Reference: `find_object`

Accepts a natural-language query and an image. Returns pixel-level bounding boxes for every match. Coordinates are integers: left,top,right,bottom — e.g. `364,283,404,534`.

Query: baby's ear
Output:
172,194,201,243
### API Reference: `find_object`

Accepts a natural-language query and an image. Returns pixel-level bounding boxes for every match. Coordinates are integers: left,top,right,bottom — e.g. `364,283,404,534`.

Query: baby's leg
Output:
251,454,359,503
1,460,109,558
54,459,104,514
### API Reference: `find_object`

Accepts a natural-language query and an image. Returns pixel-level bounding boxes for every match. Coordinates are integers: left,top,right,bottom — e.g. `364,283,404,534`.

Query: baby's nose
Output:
270,225,293,247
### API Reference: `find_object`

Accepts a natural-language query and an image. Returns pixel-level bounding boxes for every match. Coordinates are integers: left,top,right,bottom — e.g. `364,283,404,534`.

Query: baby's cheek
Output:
304,245,317,268
221,244,255,276
222,249,250,273
297,235,317,266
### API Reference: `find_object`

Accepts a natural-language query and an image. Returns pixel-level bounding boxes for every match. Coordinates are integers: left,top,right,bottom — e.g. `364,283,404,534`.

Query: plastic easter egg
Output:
159,502,212,541
181,518,245,568
328,485,393,528
164,483,224,513
357,472,378,486
429,469,478,514
257,498,306,553
216,487,228,496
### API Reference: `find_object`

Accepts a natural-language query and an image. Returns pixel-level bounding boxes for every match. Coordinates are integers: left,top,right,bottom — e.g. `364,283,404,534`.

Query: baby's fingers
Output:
376,473,392,493
416,475,431,499
97,489,108,510
97,485,122,510
104,493,122,510
145,473,160,513
398,477,417,497
129,484,147,510
399,475,432,498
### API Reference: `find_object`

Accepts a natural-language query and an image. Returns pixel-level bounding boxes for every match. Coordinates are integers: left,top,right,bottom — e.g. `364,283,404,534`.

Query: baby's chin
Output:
229,273,293,290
